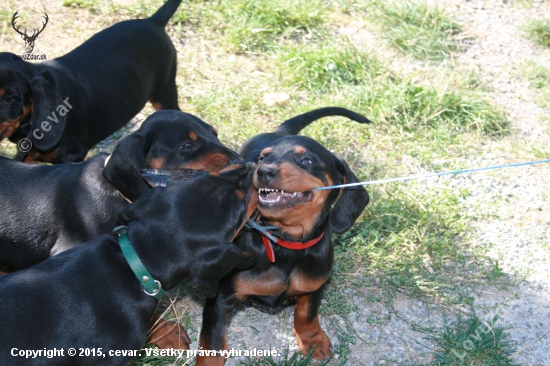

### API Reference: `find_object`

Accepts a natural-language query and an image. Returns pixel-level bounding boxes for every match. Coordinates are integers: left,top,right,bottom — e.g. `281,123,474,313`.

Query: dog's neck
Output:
123,227,190,292
258,214,327,242
102,154,134,203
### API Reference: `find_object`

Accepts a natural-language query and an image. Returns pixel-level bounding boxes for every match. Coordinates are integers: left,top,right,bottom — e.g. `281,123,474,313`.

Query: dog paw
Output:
293,327,332,360
149,319,191,349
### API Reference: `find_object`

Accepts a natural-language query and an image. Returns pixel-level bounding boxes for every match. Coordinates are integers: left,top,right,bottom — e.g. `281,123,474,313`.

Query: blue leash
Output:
312,159,550,191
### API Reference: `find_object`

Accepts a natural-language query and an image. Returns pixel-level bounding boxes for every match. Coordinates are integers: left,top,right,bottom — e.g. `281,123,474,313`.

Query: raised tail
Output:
149,0,183,27
275,107,372,136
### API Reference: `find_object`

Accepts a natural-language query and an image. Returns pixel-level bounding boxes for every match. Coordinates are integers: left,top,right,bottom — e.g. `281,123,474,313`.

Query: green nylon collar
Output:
113,226,167,300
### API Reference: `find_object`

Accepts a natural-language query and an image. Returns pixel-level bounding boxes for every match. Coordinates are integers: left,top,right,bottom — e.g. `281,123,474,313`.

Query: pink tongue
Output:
266,191,280,199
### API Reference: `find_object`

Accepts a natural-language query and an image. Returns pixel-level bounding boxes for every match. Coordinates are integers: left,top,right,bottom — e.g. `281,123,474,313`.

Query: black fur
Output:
238,107,371,162
198,114,369,364
0,0,182,163
0,163,257,366
0,110,241,271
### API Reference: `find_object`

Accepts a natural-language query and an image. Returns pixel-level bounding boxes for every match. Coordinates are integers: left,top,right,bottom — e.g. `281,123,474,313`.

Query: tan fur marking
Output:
185,153,229,172
0,88,5,96
25,150,59,164
260,147,272,155
151,101,163,111
218,164,242,173
25,148,59,164
148,313,190,349
233,271,287,301
197,332,227,366
254,161,332,238
189,131,198,141
0,102,33,140
231,186,258,242
288,271,328,295
293,295,332,359
235,189,245,199
149,157,165,169
294,146,306,154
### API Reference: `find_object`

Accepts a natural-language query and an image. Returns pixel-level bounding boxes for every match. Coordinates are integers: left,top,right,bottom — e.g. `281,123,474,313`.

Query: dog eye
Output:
2,96,12,103
181,141,195,150
300,157,313,165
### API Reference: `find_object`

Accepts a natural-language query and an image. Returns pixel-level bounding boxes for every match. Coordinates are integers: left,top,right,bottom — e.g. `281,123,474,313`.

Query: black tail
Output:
275,107,372,136
149,0,183,27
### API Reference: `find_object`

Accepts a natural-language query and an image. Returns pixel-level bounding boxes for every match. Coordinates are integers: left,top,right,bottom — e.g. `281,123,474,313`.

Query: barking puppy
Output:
0,110,241,271
0,163,258,366
0,0,183,163
198,133,369,365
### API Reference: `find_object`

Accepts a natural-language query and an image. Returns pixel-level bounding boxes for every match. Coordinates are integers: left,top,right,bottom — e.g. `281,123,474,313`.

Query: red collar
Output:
261,230,325,263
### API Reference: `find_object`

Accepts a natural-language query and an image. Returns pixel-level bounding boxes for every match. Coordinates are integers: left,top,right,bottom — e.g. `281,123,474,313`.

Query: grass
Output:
424,313,518,365
374,0,463,60
332,183,508,306
521,60,550,109
523,17,550,48
276,42,384,92
215,0,327,53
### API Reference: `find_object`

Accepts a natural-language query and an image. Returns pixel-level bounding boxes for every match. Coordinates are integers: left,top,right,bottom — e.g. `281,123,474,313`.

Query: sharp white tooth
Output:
292,192,297,197
281,190,285,194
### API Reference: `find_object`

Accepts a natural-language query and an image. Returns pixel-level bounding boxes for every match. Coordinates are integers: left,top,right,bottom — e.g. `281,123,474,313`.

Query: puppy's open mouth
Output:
258,188,313,207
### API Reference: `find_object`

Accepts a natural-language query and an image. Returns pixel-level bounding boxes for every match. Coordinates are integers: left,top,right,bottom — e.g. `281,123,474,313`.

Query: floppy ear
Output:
329,158,369,234
28,75,67,151
103,133,151,202
191,244,256,298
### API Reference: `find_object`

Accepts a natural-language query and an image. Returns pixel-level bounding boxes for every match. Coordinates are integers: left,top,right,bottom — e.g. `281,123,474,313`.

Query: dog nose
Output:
256,164,278,183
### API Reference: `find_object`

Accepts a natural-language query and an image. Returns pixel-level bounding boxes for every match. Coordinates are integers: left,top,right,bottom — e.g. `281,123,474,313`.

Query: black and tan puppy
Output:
198,128,369,364
0,0,182,163
0,110,241,271
0,163,258,366
238,106,371,162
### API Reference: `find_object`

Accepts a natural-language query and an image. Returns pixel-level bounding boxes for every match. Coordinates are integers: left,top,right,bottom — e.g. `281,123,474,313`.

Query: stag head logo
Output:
11,11,49,54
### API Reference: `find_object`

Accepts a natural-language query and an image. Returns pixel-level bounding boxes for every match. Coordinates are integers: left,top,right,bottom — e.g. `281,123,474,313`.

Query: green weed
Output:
424,313,518,365
524,17,550,48
218,0,326,53
276,42,383,91
375,0,463,60
522,60,550,109
333,184,504,304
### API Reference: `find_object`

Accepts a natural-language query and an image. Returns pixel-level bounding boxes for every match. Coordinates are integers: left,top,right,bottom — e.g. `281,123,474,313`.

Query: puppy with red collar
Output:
197,109,369,365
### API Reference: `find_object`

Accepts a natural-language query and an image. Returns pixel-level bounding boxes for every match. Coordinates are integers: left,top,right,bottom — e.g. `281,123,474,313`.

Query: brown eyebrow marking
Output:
294,146,306,154
189,132,198,141
261,147,272,155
